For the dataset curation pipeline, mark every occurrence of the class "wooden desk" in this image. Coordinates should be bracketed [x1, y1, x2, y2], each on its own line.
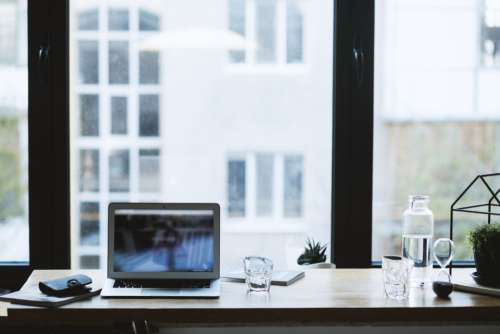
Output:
[5, 269, 500, 326]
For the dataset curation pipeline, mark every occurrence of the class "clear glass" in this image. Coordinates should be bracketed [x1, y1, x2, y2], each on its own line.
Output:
[244, 256, 273, 292]
[402, 195, 434, 287]
[70, 0, 332, 269]
[433, 238, 455, 284]
[382, 256, 414, 300]
[0, 0, 29, 262]
[373, 0, 500, 262]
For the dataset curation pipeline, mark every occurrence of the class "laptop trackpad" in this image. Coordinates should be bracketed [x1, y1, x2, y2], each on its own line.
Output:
[141, 288, 181, 296]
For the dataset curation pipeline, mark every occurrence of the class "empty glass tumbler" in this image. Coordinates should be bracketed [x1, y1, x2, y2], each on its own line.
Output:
[243, 256, 273, 292]
[382, 256, 414, 300]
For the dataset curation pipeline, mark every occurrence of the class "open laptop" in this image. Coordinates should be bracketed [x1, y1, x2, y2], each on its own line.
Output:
[101, 203, 220, 298]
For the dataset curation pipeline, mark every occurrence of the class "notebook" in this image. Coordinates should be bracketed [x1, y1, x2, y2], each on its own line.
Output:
[223, 270, 305, 286]
[0, 285, 101, 308]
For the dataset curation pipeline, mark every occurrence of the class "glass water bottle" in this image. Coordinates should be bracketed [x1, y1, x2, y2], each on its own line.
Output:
[402, 195, 434, 287]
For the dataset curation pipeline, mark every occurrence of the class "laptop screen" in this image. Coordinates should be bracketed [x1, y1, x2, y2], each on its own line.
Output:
[113, 209, 215, 273]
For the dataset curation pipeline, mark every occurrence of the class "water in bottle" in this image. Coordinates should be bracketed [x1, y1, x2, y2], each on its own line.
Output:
[402, 195, 434, 287]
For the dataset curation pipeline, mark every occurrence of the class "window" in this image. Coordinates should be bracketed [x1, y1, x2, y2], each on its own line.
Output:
[373, 0, 500, 261]
[111, 96, 127, 135]
[78, 41, 98, 84]
[80, 202, 99, 246]
[78, 8, 98, 31]
[108, 8, 129, 31]
[139, 51, 160, 84]
[228, 159, 246, 217]
[139, 94, 159, 136]
[79, 149, 99, 192]
[109, 41, 129, 84]
[109, 149, 130, 192]
[79, 94, 99, 136]
[227, 0, 305, 65]
[70, 0, 332, 271]
[139, 149, 160, 192]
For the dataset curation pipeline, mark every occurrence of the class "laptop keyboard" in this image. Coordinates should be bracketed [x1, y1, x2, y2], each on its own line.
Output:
[113, 279, 211, 289]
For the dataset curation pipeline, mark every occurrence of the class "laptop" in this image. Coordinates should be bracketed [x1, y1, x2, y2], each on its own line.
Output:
[101, 203, 220, 298]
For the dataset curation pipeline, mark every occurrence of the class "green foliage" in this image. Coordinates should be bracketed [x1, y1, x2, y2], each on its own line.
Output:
[467, 224, 500, 252]
[467, 224, 500, 277]
[297, 238, 327, 265]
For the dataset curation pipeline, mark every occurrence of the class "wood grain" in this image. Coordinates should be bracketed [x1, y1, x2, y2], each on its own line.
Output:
[5, 269, 500, 326]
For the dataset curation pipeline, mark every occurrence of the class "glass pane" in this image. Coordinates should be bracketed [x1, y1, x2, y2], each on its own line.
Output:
[139, 51, 160, 84]
[108, 8, 129, 31]
[109, 41, 129, 84]
[111, 96, 127, 134]
[79, 94, 99, 136]
[284, 155, 303, 217]
[139, 94, 159, 136]
[228, 159, 246, 217]
[139, 9, 160, 31]
[256, 154, 274, 216]
[78, 40, 98, 84]
[79, 149, 99, 192]
[286, 0, 303, 63]
[373, 0, 500, 261]
[109, 149, 130, 192]
[255, 0, 276, 63]
[78, 8, 98, 31]
[139, 149, 160, 192]
[228, 0, 246, 63]
[80, 202, 99, 246]
[70, 1, 333, 270]
[0, 0, 28, 262]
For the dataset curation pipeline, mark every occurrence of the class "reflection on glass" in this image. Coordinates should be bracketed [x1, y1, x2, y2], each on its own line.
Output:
[109, 149, 130, 192]
[228, 0, 246, 63]
[79, 94, 99, 136]
[80, 202, 99, 246]
[139, 149, 160, 192]
[111, 96, 127, 135]
[109, 41, 129, 84]
[228, 159, 246, 217]
[139, 9, 160, 31]
[79, 149, 99, 192]
[286, 0, 303, 63]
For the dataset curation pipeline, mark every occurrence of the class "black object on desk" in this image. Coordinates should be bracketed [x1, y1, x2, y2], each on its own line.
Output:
[39, 274, 93, 297]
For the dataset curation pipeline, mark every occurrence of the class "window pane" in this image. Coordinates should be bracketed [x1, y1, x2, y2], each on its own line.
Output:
[139, 149, 160, 192]
[256, 154, 274, 216]
[109, 41, 129, 84]
[109, 8, 129, 31]
[373, 0, 499, 261]
[109, 149, 129, 192]
[111, 96, 127, 134]
[0, 0, 28, 262]
[139, 94, 159, 136]
[228, 0, 246, 63]
[70, 1, 333, 270]
[79, 94, 99, 136]
[78, 8, 98, 31]
[228, 159, 246, 217]
[139, 51, 160, 84]
[78, 40, 98, 84]
[286, 0, 303, 63]
[139, 9, 160, 31]
[80, 202, 99, 246]
[284, 155, 303, 217]
[80, 255, 99, 269]
[255, 0, 276, 63]
[79, 149, 99, 192]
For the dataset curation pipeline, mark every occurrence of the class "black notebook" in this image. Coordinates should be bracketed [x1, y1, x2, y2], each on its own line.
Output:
[223, 270, 305, 286]
[0, 285, 101, 308]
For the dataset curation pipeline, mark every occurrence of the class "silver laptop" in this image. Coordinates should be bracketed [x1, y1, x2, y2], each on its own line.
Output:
[101, 203, 220, 298]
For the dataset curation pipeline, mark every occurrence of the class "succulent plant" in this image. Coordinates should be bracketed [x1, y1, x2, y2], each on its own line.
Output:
[467, 223, 500, 279]
[297, 238, 327, 265]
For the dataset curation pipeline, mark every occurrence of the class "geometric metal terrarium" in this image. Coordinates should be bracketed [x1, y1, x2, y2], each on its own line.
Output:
[450, 172, 500, 270]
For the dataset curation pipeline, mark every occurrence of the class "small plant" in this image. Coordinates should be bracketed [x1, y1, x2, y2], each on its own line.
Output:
[297, 238, 327, 265]
[468, 224, 500, 280]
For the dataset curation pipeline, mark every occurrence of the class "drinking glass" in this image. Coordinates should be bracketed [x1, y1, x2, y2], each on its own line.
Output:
[243, 256, 273, 292]
[382, 256, 414, 300]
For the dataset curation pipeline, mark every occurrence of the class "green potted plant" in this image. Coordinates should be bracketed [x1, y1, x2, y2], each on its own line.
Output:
[297, 238, 332, 268]
[467, 223, 500, 286]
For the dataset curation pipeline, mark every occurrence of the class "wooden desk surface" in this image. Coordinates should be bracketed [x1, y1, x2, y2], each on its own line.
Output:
[6, 269, 500, 326]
